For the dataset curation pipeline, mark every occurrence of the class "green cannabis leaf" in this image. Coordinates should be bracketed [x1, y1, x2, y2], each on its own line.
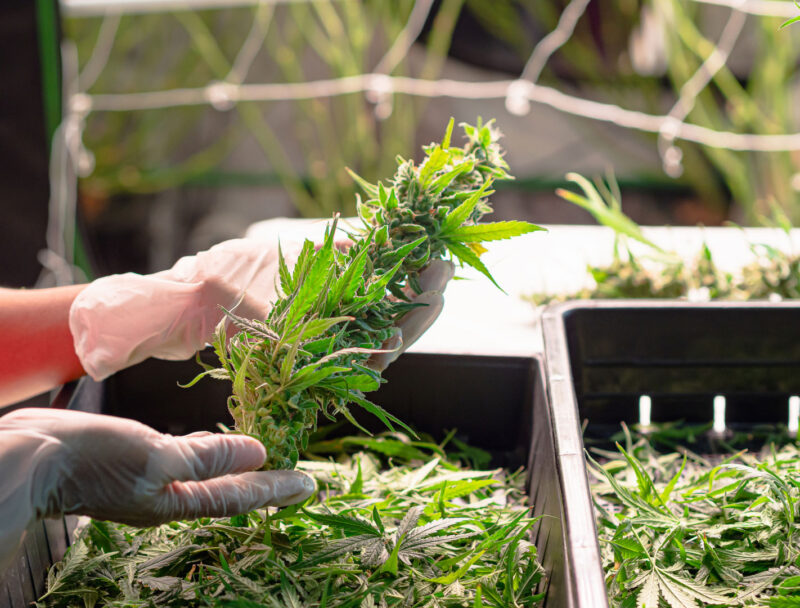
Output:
[298, 504, 478, 570]
[593, 425, 800, 607]
[195, 118, 542, 469]
[40, 433, 546, 607]
[556, 172, 664, 253]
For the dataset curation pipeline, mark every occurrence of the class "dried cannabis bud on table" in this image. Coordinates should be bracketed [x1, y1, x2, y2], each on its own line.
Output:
[194, 119, 541, 469]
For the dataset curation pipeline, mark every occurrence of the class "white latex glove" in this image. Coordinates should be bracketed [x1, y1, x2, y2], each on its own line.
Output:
[70, 238, 287, 381]
[368, 259, 455, 371]
[0, 408, 315, 572]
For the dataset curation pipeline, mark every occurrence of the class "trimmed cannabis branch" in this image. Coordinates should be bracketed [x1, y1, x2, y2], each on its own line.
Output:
[192, 119, 542, 470]
[38, 119, 547, 607]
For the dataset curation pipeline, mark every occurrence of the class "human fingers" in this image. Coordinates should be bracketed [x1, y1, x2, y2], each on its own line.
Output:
[334, 237, 354, 253]
[153, 433, 267, 483]
[138, 470, 315, 525]
[366, 290, 445, 372]
[401, 259, 455, 300]
[394, 291, 444, 350]
[416, 259, 455, 293]
[366, 331, 403, 372]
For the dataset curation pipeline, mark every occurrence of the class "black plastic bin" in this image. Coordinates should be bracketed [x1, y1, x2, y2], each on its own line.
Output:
[0, 385, 91, 608]
[540, 300, 800, 608]
[1, 350, 573, 607]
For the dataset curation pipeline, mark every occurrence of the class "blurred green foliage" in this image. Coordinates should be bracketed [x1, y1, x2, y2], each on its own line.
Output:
[66, 1, 463, 217]
[466, 0, 800, 224]
[66, 0, 800, 224]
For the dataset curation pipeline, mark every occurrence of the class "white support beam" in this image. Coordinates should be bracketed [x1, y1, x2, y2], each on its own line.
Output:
[60, 0, 346, 18]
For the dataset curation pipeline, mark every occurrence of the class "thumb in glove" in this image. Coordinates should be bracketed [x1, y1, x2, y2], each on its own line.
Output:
[368, 259, 455, 371]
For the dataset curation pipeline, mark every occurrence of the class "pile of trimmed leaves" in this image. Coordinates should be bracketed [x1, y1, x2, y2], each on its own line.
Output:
[591, 426, 800, 608]
[39, 433, 545, 607]
[193, 118, 541, 469]
[527, 173, 800, 305]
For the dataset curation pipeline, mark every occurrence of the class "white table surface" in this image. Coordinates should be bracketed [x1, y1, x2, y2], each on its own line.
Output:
[245, 218, 800, 358]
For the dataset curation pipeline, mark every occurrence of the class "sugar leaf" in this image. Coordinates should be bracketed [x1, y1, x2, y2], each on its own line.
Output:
[444, 221, 544, 243]
[637, 572, 660, 608]
[445, 240, 503, 292]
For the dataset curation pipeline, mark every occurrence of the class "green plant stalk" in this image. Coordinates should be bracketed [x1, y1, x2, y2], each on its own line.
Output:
[267, 6, 359, 218]
[334, 3, 379, 196]
[659, 0, 800, 222]
[751, 18, 799, 217]
[174, 11, 320, 218]
[71, 13, 235, 196]
[192, 119, 543, 470]
[120, 124, 241, 194]
[411, 0, 465, 123]
[782, 2, 800, 29]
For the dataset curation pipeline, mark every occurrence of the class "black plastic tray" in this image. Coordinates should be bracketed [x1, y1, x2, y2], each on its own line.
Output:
[0, 386, 88, 608]
[541, 300, 800, 608]
[2, 350, 573, 607]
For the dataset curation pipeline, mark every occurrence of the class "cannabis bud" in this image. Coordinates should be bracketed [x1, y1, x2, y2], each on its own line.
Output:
[193, 119, 542, 470]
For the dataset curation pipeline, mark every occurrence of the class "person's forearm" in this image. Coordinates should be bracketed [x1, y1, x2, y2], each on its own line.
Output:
[0, 285, 87, 406]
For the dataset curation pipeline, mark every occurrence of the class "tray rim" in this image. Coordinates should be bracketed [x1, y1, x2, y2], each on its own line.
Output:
[540, 299, 800, 608]
[543, 299, 800, 315]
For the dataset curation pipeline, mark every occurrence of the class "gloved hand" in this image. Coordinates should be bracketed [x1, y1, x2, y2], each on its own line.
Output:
[367, 259, 455, 371]
[0, 408, 315, 571]
[70, 238, 289, 381]
[246, 219, 455, 370]
[69, 216, 357, 382]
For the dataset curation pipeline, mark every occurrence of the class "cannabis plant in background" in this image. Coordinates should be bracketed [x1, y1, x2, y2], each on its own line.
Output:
[41, 433, 545, 607]
[592, 426, 800, 608]
[528, 172, 800, 305]
[65, 1, 464, 217]
[191, 119, 541, 470]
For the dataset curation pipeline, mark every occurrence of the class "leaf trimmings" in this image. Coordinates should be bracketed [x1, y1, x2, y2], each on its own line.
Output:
[42, 438, 545, 607]
[299, 507, 480, 570]
[594, 429, 800, 607]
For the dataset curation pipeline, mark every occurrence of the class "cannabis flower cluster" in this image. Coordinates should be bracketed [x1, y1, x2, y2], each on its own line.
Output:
[191, 119, 541, 469]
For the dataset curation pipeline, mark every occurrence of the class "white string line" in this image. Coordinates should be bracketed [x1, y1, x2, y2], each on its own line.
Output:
[50, 0, 798, 290]
[40, 41, 85, 287]
[692, 0, 799, 17]
[658, 2, 748, 173]
[78, 13, 121, 91]
[69, 73, 800, 152]
[667, 6, 747, 125]
[373, 0, 435, 76]
[63, 0, 800, 170]
[520, 0, 592, 84]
